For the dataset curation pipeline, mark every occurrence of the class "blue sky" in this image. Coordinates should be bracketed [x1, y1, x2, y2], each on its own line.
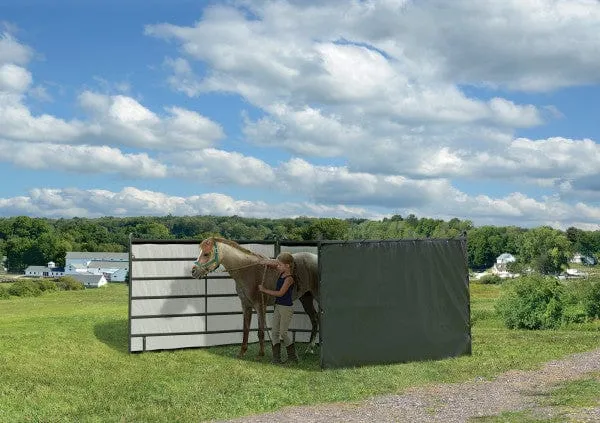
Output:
[1, 0, 600, 229]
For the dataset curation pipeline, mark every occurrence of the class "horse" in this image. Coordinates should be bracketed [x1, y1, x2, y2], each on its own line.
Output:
[191, 237, 320, 358]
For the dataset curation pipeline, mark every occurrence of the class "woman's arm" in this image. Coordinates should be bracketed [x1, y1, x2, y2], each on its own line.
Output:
[259, 276, 294, 297]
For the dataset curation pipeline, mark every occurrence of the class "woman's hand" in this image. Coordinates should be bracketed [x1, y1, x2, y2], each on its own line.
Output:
[258, 284, 265, 293]
[263, 259, 278, 268]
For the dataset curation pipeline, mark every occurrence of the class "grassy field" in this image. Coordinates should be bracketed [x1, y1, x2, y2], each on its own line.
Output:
[1, 284, 600, 422]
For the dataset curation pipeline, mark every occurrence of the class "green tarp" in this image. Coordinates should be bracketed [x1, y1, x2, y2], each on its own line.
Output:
[319, 239, 471, 369]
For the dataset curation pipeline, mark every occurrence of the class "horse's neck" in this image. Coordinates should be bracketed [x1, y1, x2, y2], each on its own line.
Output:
[219, 242, 260, 271]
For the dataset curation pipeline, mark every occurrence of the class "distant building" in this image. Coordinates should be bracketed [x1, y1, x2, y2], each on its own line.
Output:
[65, 252, 128, 269]
[86, 259, 129, 282]
[65, 252, 129, 282]
[23, 252, 129, 282]
[24, 261, 65, 278]
[570, 253, 596, 266]
[492, 253, 518, 278]
[71, 273, 108, 288]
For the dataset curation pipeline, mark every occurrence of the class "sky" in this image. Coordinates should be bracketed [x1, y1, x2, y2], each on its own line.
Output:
[1, 0, 600, 230]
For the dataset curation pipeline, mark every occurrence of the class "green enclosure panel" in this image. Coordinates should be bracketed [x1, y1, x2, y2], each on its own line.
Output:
[319, 239, 471, 369]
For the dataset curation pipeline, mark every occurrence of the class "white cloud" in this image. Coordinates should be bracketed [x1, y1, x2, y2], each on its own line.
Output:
[168, 148, 276, 186]
[276, 158, 461, 208]
[29, 85, 53, 102]
[0, 31, 33, 66]
[0, 63, 31, 92]
[0, 86, 224, 150]
[164, 57, 203, 97]
[0, 33, 225, 152]
[0, 101, 86, 143]
[79, 92, 225, 150]
[0, 187, 381, 219]
[146, 5, 544, 129]
[0, 140, 167, 178]
[243, 104, 366, 157]
[1, 185, 600, 229]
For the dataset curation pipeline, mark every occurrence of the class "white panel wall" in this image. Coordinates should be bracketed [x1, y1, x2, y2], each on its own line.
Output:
[131, 279, 205, 297]
[131, 298, 206, 316]
[132, 243, 200, 259]
[129, 241, 317, 353]
[281, 245, 319, 254]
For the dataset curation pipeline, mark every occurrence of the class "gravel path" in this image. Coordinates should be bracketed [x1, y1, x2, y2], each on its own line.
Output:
[219, 347, 600, 423]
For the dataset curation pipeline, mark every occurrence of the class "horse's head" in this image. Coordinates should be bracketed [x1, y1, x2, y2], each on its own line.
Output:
[191, 238, 221, 279]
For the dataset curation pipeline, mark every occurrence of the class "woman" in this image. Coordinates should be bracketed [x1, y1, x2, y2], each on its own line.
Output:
[259, 252, 299, 364]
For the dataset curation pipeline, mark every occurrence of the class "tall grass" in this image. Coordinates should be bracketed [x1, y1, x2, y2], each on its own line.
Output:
[0, 284, 599, 422]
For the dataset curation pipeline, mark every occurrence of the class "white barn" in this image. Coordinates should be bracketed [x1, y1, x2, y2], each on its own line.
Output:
[65, 252, 129, 282]
[71, 273, 108, 288]
[24, 261, 65, 278]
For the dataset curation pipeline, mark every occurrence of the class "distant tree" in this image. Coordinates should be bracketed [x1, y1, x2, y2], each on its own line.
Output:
[133, 222, 171, 239]
[301, 218, 350, 240]
[5, 237, 34, 272]
[518, 226, 571, 274]
[467, 226, 509, 269]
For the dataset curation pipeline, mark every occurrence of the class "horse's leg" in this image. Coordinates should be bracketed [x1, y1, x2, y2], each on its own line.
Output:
[254, 302, 266, 357]
[239, 305, 252, 358]
[300, 291, 319, 354]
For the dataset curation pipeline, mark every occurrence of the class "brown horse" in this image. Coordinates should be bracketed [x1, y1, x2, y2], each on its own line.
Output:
[191, 237, 320, 358]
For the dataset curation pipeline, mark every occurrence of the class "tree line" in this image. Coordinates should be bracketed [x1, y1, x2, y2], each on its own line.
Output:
[1, 215, 599, 274]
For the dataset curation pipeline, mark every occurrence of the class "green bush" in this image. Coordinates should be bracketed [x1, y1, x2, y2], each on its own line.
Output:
[8, 280, 42, 297]
[562, 277, 600, 320]
[55, 276, 84, 291]
[477, 274, 503, 285]
[581, 277, 600, 319]
[561, 303, 588, 325]
[0, 285, 9, 299]
[495, 275, 565, 329]
[37, 280, 58, 292]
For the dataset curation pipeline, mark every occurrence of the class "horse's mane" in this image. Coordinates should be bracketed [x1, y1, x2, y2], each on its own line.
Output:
[206, 237, 266, 259]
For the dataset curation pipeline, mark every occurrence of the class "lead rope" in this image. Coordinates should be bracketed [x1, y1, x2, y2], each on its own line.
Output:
[261, 264, 272, 344]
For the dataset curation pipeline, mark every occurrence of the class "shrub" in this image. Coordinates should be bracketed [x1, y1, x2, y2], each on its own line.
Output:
[0, 285, 9, 299]
[55, 276, 85, 291]
[478, 274, 503, 285]
[495, 275, 565, 329]
[8, 280, 42, 297]
[562, 277, 600, 320]
[562, 303, 588, 325]
[37, 279, 58, 292]
[581, 278, 600, 319]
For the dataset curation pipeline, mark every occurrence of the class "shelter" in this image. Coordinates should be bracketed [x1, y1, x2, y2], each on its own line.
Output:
[128, 237, 471, 369]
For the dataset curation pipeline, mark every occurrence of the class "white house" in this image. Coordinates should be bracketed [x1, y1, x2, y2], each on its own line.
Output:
[24, 261, 65, 278]
[71, 273, 108, 288]
[86, 259, 129, 282]
[492, 253, 518, 278]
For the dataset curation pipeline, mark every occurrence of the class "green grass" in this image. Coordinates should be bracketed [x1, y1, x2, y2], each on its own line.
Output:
[469, 373, 600, 423]
[541, 373, 600, 408]
[470, 411, 564, 423]
[1, 283, 600, 422]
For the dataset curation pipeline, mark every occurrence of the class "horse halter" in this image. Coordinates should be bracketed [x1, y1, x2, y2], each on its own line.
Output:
[194, 242, 220, 274]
